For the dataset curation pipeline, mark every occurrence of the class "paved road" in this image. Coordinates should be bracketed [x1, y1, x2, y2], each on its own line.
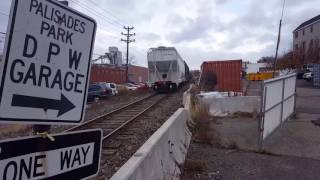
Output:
[183, 79, 320, 180]
[263, 80, 320, 160]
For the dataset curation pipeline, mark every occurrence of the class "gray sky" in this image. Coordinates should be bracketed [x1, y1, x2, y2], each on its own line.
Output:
[0, 0, 319, 69]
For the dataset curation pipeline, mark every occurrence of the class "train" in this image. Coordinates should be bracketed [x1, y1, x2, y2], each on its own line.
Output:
[147, 46, 190, 92]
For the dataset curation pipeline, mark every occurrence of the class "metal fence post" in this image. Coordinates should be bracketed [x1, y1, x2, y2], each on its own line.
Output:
[293, 77, 297, 117]
[259, 85, 267, 151]
[280, 78, 285, 126]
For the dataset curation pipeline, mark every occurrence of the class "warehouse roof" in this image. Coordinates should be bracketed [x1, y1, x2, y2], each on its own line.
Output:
[294, 14, 320, 32]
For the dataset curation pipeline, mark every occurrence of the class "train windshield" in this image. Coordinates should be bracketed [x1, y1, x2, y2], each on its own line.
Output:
[148, 60, 177, 72]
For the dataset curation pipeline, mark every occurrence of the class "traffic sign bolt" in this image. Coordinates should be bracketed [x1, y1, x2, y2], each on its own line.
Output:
[36, 132, 55, 141]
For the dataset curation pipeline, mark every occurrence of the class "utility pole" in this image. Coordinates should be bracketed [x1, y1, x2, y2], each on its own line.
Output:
[273, 0, 286, 77]
[121, 26, 135, 82]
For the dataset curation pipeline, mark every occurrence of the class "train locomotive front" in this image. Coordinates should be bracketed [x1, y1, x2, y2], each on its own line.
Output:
[147, 47, 190, 92]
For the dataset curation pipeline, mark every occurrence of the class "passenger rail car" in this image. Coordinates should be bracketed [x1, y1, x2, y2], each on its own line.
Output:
[147, 46, 190, 92]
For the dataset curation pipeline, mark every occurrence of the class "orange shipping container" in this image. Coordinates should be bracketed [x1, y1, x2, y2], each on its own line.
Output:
[201, 60, 242, 92]
[90, 65, 126, 84]
[128, 65, 148, 83]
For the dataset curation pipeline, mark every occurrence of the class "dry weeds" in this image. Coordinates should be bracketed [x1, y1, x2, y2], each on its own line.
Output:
[188, 85, 220, 145]
[183, 159, 207, 172]
[0, 124, 31, 140]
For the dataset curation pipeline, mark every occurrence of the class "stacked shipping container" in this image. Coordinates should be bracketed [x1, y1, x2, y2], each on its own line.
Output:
[90, 64, 149, 84]
[200, 60, 242, 92]
[128, 65, 148, 83]
[90, 65, 126, 84]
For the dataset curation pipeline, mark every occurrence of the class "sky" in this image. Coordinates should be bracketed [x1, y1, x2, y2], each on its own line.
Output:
[0, 0, 319, 69]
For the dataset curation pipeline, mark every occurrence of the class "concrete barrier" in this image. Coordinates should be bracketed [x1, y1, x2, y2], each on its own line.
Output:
[182, 85, 192, 110]
[198, 95, 260, 116]
[110, 108, 192, 180]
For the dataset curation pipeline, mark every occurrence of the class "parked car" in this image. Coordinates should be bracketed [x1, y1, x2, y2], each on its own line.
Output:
[136, 82, 149, 90]
[125, 83, 138, 90]
[145, 81, 153, 88]
[87, 83, 111, 102]
[303, 72, 313, 82]
[296, 69, 305, 79]
[105, 83, 118, 95]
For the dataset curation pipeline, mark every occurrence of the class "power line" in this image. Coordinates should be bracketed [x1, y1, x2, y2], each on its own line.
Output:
[68, 0, 119, 29]
[69, 0, 123, 30]
[68, 0, 122, 37]
[85, 0, 128, 26]
[121, 26, 135, 82]
[79, 0, 126, 26]
[93, 53, 104, 56]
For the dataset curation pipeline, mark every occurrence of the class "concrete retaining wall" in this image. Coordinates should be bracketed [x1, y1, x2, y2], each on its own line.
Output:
[199, 95, 260, 116]
[183, 85, 193, 110]
[110, 108, 192, 180]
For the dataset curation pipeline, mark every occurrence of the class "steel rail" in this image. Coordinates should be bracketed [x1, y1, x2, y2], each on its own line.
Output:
[65, 93, 157, 132]
[102, 94, 168, 140]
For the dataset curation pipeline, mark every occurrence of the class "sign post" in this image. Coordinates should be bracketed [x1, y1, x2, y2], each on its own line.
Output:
[0, 129, 102, 179]
[0, 0, 96, 125]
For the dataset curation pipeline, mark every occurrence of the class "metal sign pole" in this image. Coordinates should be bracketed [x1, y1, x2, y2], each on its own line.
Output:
[32, 0, 69, 136]
[30, 1, 69, 177]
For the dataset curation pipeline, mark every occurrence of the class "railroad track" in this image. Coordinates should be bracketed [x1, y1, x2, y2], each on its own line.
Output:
[64, 93, 169, 179]
[65, 93, 167, 139]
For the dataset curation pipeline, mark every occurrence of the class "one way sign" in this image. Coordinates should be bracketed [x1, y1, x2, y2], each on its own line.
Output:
[0, 129, 102, 180]
[0, 0, 96, 124]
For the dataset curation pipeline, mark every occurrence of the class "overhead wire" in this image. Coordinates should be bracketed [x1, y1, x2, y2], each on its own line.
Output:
[77, 0, 125, 27]
[69, 0, 123, 31]
[68, 0, 122, 40]
[67, 1, 134, 61]
[85, 0, 128, 26]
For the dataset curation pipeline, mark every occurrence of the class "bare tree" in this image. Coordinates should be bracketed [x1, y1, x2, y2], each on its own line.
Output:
[124, 53, 136, 65]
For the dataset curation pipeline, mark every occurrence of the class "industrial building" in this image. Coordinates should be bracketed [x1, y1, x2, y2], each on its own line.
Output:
[90, 46, 148, 84]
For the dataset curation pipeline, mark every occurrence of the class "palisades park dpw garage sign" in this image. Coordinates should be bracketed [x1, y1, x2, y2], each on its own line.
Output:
[0, 0, 96, 124]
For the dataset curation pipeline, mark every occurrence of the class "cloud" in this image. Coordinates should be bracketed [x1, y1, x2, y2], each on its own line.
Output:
[214, 0, 230, 5]
[0, 0, 319, 69]
[138, 33, 161, 42]
[167, 16, 212, 43]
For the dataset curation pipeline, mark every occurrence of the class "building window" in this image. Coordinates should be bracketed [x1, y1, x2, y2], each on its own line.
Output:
[295, 44, 298, 51]
[302, 41, 306, 49]
[311, 25, 313, 33]
[303, 29, 305, 35]
[295, 31, 298, 38]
